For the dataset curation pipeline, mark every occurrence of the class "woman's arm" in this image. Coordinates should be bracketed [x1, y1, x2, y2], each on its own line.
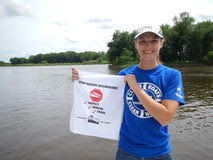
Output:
[125, 74, 179, 126]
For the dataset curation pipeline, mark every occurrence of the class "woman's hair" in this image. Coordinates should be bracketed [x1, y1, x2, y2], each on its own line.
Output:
[156, 54, 162, 64]
[157, 38, 164, 64]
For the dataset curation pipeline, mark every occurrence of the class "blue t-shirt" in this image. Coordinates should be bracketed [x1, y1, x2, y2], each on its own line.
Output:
[118, 64, 185, 158]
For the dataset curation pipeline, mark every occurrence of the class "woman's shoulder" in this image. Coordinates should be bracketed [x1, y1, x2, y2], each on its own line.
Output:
[160, 65, 182, 80]
[118, 65, 138, 76]
[161, 64, 181, 74]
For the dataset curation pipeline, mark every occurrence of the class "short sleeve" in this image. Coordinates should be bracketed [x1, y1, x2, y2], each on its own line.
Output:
[162, 70, 185, 105]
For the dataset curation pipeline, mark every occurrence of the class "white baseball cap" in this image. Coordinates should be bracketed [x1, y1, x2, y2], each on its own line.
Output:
[134, 25, 164, 39]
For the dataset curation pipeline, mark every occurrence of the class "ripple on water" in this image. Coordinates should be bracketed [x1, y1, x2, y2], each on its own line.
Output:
[173, 100, 213, 133]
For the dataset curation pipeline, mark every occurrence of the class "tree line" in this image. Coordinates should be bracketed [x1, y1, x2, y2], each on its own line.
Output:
[9, 51, 107, 65]
[107, 12, 213, 65]
[3, 11, 213, 66]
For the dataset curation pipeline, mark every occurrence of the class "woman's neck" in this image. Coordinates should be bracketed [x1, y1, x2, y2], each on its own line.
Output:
[138, 61, 158, 70]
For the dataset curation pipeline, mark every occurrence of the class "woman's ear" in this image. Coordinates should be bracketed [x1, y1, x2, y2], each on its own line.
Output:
[160, 39, 165, 48]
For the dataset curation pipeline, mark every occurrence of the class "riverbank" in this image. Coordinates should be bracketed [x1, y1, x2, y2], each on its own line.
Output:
[0, 61, 109, 67]
[0, 61, 212, 67]
[110, 62, 212, 69]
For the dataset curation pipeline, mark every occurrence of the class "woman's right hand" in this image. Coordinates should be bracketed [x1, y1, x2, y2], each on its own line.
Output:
[72, 68, 79, 81]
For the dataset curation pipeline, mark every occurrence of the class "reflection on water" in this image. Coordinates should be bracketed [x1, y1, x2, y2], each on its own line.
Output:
[168, 66, 213, 160]
[174, 66, 213, 127]
[0, 65, 212, 160]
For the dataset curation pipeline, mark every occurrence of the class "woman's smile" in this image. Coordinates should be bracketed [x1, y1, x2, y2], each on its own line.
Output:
[143, 51, 154, 54]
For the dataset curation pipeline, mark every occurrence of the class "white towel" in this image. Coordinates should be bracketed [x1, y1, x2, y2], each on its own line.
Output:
[70, 71, 125, 140]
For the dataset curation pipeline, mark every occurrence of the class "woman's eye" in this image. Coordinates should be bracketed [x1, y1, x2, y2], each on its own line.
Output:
[152, 40, 158, 43]
[139, 41, 146, 44]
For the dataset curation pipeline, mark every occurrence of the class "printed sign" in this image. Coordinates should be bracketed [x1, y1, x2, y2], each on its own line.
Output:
[70, 71, 125, 140]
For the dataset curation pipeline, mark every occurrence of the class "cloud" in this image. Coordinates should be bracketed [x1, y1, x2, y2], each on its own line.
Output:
[86, 18, 112, 24]
[64, 37, 77, 44]
[197, 14, 213, 21]
[52, 21, 70, 27]
[0, 0, 33, 17]
[85, 18, 114, 29]
[0, 48, 22, 62]
[97, 23, 113, 29]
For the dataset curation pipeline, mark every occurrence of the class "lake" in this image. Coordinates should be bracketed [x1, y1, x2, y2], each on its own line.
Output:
[0, 64, 212, 160]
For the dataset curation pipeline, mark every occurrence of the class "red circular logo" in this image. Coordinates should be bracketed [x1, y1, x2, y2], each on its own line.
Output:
[90, 89, 103, 102]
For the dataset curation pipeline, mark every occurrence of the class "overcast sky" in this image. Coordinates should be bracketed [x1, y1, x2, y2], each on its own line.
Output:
[0, 0, 212, 62]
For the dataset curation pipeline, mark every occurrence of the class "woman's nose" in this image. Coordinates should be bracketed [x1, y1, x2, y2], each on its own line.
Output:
[145, 42, 152, 49]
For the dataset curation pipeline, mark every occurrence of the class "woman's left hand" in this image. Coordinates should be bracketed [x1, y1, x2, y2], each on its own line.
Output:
[124, 74, 140, 91]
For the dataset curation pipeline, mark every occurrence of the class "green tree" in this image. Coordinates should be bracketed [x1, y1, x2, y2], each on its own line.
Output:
[160, 12, 213, 64]
[203, 51, 213, 65]
[0, 61, 6, 66]
[189, 21, 213, 62]
[28, 54, 44, 63]
[113, 48, 135, 65]
[10, 57, 17, 64]
[160, 24, 177, 62]
[10, 57, 27, 64]
[107, 30, 137, 65]
[172, 12, 195, 62]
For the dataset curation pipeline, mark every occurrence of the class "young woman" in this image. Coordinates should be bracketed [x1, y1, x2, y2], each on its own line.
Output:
[72, 25, 185, 160]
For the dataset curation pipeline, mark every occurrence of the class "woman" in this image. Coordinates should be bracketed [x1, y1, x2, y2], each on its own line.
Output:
[72, 25, 185, 160]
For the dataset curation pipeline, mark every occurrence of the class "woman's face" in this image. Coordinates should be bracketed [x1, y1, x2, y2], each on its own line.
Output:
[135, 32, 164, 63]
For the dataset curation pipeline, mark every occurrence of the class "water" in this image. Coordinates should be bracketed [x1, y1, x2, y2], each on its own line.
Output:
[0, 64, 212, 160]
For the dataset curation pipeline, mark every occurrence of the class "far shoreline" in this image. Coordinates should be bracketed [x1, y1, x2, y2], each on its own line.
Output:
[0, 62, 212, 67]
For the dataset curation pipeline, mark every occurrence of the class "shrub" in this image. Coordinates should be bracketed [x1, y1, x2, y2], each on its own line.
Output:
[203, 51, 213, 65]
